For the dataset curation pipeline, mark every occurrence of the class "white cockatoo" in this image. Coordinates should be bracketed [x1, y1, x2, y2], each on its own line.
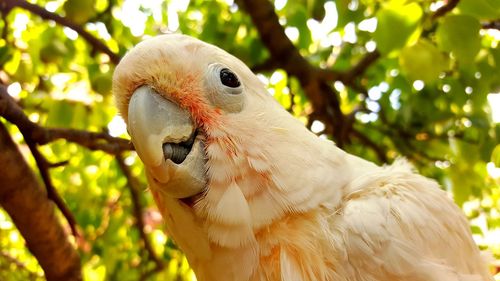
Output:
[113, 34, 493, 281]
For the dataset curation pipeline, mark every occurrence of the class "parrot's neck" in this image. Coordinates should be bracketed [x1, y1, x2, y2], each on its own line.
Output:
[182, 120, 379, 280]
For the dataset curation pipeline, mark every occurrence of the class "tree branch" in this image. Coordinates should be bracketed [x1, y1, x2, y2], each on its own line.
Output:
[116, 155, 165, 279]
[0, 83, 132, 246]
[0, 9, 9, 41]
[431, 0, 460, 20]
[351, 128, 388, 163]
[239, 0, 350, 145]
[0, 85, 82, 238]
[286, 80, 295, 113]
[0, 122, 82, 281]
[238, 0, 316, 80]
[0, 85, 133, 154]
[377, 110, 448, 163]
[2, 0, 120, 64]
[238, 0, 385, 148]
[250, 58, 281, 73]
[24, 139, 79, 237]
[0, 250, 44, 280]
[482, 20, 500, 30]
[330, 51, 381, 85]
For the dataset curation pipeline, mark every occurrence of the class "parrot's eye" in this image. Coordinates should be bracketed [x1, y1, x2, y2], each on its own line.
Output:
[205, 63, 244, 112]
[220, 68, 240, 88]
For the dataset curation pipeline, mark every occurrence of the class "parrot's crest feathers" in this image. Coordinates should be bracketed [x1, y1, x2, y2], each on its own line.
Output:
[113, 34, 493, 281]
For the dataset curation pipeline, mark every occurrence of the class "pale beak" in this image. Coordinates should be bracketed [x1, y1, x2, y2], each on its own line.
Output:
[127, 86, 206, 198]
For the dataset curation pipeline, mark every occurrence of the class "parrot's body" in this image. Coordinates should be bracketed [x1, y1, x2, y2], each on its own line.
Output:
[113, 34, 492, 281]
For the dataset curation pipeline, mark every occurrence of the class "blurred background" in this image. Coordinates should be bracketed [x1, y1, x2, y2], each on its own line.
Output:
[0, 0, 499, 280]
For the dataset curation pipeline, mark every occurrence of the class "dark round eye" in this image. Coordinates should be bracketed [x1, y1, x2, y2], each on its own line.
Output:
[220, 68, 241, 88]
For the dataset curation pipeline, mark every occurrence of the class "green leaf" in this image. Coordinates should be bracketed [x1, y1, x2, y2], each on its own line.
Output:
[45, 100, 76, 128]
[399, 39, 449, 83]
[12, 57, 35, 83]
[336, 0, 365, 27]
[0, 46, 12, 66]
[63, 0, 96, 24]
[91, 72, 113, 97]
[457, 0, 500, 21]
[373, 2, 423, 55]
[288, 7, 312, 49]
[436, 15, 481, 65]
[492, 144, 500, 167]
[308, 0, 326, 21]
[471, 225, 483, 235]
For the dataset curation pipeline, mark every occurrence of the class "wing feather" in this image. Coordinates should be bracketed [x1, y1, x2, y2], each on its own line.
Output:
[334, 162, 492, 281]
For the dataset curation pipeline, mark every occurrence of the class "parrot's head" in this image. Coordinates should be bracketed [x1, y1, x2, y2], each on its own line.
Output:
[113, 34, 343, 254]
[114, 34, 274, 199]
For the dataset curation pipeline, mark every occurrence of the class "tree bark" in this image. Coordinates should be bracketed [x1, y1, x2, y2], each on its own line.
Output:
[0, 122, 82, 281]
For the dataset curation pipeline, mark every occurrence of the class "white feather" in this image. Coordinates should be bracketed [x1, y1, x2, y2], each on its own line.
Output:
[211, 181, 251, 225]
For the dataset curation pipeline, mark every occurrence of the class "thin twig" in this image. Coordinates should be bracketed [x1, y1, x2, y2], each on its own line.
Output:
[139, 266, 165, 281]
[376, 110, 449, 163]
[0, 250, 44, 279]
[482, 20, 500, 30]
[286, 80, 295, 113]
[317, 51, 381, 85]
[351, 128, 388, 163]
[1, 10, 9, 41]
[24, 139, 79, 237]
[116, 154, 164, 274]
[251, 58, 280, 73]
[2, 0, 120, 64]
[0, 85, 133, 154]
[432, 0, 460, 20]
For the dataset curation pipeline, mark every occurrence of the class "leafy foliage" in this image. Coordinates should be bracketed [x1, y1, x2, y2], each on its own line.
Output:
[0, 0, 499, 280]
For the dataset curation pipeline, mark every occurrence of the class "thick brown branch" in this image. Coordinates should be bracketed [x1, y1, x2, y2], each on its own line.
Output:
[116, 155, 164, 273]
[0, 85, 133, 154]
[240, 0, 351, 144]
[239, 0, 385, 148]
[2, 0, 120, 64]
[0, 122, 82, 281]
[432, 0, 460, 20]
[238, 0, 314, 79]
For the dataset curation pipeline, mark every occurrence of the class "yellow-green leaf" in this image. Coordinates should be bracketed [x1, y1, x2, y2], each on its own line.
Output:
[373, 2, 423, 55]
[436, 15, 481, 65]
[399, 39, 449, 83]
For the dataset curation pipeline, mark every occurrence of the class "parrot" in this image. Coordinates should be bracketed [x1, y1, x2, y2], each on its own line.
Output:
[112, 34, 493, 281]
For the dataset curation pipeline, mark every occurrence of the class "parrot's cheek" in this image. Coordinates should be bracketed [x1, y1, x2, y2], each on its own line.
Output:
[127, 85, 207, 198]
[148, 135, 207, 198]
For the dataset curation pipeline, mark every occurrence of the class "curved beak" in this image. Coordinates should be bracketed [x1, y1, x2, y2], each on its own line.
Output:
[127, 86, 206, 198]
